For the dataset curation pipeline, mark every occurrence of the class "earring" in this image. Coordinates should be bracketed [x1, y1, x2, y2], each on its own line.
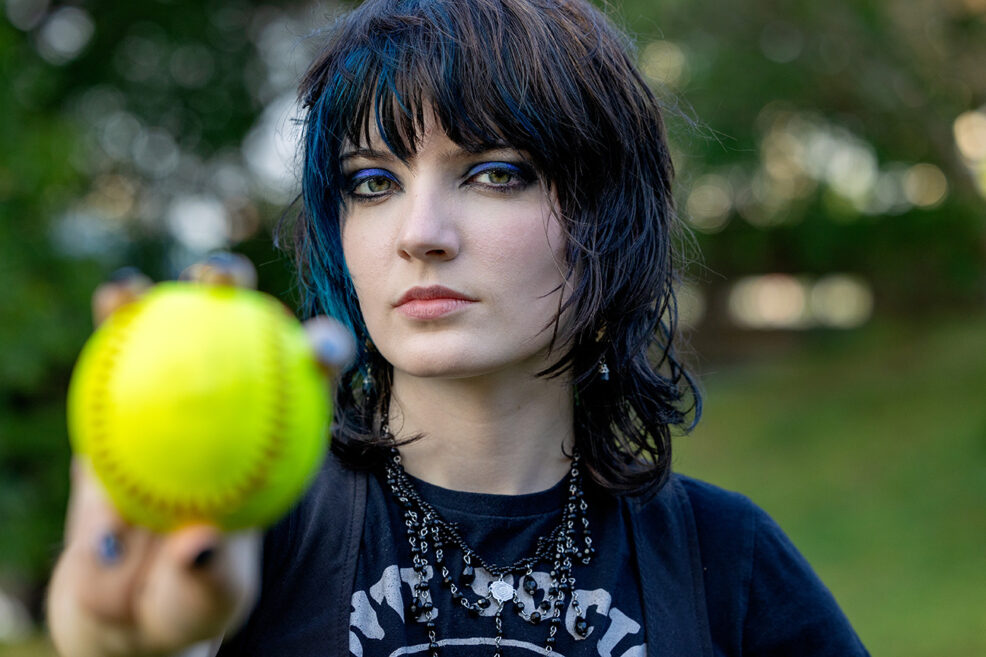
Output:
[362, 339, 376, 393]
[598, 359, 610, 382]
[595, 326, 610, 382]
[362, 366, 375, 393]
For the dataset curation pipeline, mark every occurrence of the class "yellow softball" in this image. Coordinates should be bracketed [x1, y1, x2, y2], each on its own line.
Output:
[67, 282, 330, 532]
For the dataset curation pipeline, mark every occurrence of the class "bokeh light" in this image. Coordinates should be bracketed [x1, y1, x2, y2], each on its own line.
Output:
[728, 274, 873, 330]
[5, 0, 48, 31]
[640, 40, 687, 87]
[685, 174, 733, 233]
[35, 6, 93, 65]
[903, 163, 948, 208]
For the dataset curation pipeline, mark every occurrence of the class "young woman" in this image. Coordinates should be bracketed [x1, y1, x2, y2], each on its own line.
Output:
[48, 1, 869, 655]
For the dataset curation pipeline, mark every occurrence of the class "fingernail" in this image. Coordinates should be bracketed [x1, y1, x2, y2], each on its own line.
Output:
[191, 546, 217, 569]
[96, 532, 124, 565]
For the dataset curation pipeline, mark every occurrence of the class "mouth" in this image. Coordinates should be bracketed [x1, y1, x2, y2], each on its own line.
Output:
[394, 285, 478, 320]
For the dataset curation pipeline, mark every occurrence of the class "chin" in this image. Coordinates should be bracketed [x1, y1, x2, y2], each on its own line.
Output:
[390, 356, 494, 380]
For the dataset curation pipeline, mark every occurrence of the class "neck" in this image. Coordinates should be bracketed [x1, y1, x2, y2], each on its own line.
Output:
[388, 368, 574, 495]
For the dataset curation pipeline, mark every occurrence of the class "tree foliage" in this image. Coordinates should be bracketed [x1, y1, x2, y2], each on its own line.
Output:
[1, 0, 984, 617]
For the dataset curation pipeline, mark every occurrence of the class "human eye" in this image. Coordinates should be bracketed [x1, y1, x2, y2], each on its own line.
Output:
[464, 161, 537, 192]
[345, 168, 400, 201]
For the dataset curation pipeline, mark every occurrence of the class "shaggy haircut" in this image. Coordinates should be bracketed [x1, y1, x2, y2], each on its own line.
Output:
[288, 0, 701, 492]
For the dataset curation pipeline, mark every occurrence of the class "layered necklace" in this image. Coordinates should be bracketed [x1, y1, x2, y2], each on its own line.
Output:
[383, 447, 595, 656]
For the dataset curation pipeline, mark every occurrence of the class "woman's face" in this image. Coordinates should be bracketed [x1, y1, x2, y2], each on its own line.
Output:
[339, 113, 569, 381]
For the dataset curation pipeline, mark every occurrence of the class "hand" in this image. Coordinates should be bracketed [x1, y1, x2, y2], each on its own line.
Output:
[47, 459, 261, 657]
[48, 257, 352, 657]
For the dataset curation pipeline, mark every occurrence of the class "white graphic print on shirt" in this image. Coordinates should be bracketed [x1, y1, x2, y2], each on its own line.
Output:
[350, 564, 646, 657]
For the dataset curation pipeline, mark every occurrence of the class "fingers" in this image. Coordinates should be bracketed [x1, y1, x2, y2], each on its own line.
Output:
[180, 252, 257, 289]
[63, 460, 152, 623]
[91, 268, 152, 327]
[137, 527, 261, 653]
[304, 316, 356, 375]
[57, 461, 261, 654]
[92, 252, 259, 329]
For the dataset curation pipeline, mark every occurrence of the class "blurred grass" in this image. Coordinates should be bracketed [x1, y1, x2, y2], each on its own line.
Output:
[3, 315, 985, 656]
[0, 637, 54, 657]
[676, 314, 986, 656]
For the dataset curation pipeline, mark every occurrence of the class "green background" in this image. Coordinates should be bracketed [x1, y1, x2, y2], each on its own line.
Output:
[1, 0, 984, 654]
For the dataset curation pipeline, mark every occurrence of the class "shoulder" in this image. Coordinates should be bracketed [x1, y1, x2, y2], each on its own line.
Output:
[627, 472, 763, 554]
[637, 474, 869, 656]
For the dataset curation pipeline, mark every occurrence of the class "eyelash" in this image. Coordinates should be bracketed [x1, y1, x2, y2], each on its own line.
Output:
[343, 161, 537, 202]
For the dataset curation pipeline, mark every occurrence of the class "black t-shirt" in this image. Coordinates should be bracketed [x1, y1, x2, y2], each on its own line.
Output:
[349, 469, 647, 656]
[216, 453, 870, 657]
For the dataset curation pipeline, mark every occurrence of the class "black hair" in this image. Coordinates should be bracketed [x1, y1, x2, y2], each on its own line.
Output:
[285, 0, 701, 492]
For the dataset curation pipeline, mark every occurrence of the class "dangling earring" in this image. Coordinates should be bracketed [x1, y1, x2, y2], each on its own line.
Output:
[595, 327, 610, 382]
[598, 358, 610, 382]
[362, 339, 376, 394]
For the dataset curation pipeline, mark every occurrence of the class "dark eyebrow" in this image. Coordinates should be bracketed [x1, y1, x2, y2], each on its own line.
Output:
[339, 147, 397, 163]
[340, 142, 524, 166]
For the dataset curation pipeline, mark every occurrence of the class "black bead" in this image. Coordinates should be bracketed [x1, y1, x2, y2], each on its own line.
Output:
[425, 620, 436, 629]
[523, 576, 538, 594]
[515, 601, 525, 611]
[539, 601, 551, 612]
[477, 597, 491, 609]
[530, 611, 542, 624]
[461, 564, 475, 585]
[548, 586, 559, 597]
[545, 635, 556, 646]
[422, 601, 434, 612]
[575, 616, 590, 637]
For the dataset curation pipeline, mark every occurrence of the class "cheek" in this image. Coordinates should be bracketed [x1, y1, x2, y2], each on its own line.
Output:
[481, 212, 569, 315]
[340, 223, 385, 318]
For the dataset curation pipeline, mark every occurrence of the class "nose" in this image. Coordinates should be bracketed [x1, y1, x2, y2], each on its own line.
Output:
[395, 180, 459, 262]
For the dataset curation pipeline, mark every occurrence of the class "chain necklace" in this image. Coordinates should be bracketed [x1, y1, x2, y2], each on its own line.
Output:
[383, 448, 595, 656]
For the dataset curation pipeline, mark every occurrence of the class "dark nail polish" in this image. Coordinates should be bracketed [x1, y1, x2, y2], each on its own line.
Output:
[191, 547, 217, 569]
[97, 532, 123, 565]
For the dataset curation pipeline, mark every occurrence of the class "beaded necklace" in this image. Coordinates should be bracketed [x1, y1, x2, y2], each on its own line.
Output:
[383, 448, 596, 656]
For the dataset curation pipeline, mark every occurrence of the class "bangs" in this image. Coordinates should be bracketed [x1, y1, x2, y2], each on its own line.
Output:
[304, 0, 615, 180]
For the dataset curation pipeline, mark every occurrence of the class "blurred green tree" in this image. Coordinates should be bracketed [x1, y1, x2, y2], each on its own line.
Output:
[0, 0, 312, 616]
[621, 0, 986, 313]
[1, 0, 985, 627]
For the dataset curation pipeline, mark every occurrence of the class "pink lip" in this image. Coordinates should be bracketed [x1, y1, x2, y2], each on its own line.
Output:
[394, 285, 477, 320]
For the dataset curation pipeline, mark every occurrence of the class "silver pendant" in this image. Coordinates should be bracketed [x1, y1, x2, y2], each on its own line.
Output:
[489, 580, 514, 603]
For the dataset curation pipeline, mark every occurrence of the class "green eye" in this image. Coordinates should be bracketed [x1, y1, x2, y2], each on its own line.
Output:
[365, 177, 393, 193]
[347, 168, 399, 198]
[485, 169, 513, 184]
[466, 161, 536, 191]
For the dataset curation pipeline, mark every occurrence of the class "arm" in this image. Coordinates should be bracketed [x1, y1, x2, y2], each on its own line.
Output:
[741, 507, 869, 657]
